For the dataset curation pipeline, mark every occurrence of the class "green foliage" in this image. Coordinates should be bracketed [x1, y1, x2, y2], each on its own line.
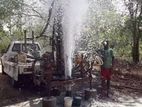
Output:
[0, 36, 10, 53]
[0, 0, 24, 53]
[0, 0, 21, 20]
[11, 29, 23, 40]
[0, 0, 141, 62]
[0, 29, 10, 53]
[76, 0, 134, 60]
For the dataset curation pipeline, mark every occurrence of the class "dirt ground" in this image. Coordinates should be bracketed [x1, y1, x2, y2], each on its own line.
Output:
[0, 59, 142, 107]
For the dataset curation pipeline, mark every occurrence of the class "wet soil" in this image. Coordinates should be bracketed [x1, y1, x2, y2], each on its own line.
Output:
[0, 59, 142, 107]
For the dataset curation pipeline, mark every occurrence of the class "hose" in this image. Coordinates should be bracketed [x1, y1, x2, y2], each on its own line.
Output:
[93, 55, 103, 72]
[94, 55, 103, 65]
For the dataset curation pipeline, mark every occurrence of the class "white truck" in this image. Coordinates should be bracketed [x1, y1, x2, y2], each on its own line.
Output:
[1, 41, 41, 87]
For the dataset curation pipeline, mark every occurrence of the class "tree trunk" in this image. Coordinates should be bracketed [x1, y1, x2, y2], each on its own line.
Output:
[132, 37, 139, 63]
[127, 1, 141, 64]
[132, 21, 139, 64]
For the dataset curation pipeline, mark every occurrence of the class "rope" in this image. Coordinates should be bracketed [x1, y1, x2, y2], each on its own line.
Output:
[94, 55, 103, 66]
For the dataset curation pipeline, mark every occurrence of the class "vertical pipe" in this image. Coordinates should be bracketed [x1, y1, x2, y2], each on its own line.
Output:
[24, 30, 27, 53]
[32, 31, 34, 44]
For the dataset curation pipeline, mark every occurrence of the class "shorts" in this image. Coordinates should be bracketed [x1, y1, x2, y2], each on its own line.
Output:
[101, 68, 111, 80]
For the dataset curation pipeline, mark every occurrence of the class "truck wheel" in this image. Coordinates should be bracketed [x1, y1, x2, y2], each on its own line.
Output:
[0, 59, 5, 75]
[1, 64, 6, 75]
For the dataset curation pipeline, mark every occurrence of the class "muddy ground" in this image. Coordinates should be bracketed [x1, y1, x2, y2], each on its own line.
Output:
[0, 59, 142, 107]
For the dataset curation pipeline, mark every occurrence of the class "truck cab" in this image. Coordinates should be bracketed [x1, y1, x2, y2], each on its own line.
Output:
[1, 41, 42, 86]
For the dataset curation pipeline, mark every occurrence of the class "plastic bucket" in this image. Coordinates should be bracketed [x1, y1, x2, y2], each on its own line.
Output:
[64, 97, 73, 107]
[72, 96, 82, 106]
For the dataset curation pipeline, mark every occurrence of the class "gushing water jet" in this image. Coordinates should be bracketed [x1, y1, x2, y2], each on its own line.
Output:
[61, 0, 89, 79]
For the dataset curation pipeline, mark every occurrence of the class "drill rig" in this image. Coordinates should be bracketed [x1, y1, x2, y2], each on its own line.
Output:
[32, 2, 66, 90]
[32, 0, 103, 97]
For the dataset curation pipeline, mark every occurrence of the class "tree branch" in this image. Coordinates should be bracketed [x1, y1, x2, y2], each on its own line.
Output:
[21, 12, 45, 19]
[18, 1, 45, 20]
[36, 0, 56, 38]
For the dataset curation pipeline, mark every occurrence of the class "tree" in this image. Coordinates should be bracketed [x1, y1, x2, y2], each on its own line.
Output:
[77, 0, 124, 53]
[0, 0, 23, 52]
[124, 0, 142, 63]
[0, 0, 21, 20]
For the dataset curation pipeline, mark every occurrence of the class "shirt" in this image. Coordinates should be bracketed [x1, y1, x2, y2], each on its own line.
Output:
[102, 48, 113, 69]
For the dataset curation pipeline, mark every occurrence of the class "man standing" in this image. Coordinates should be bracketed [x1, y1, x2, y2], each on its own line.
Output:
[101, 40, 114, 97]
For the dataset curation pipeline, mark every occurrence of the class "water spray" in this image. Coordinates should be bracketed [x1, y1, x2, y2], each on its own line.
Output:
[62, 0, 89, 79]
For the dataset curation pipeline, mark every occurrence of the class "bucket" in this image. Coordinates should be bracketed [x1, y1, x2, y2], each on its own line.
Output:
[72, 96, 82, 106]
[42, 97, 56, 107]
[84, 89, 97, 100]
[64, 97, 73, 107]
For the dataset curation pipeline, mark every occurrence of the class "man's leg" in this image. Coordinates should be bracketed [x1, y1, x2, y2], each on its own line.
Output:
[106, 80, 110, 97]
[106, 68, 112, 97]
[101, 79, 106, 97]
[101, 68, 106, 97]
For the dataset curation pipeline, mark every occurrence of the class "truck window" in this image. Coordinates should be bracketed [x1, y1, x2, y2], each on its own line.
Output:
[22, 43, 40, 52]
[12, 43, 21, 52]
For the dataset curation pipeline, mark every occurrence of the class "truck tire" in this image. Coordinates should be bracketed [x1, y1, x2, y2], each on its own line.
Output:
[1, 62, 6, 75]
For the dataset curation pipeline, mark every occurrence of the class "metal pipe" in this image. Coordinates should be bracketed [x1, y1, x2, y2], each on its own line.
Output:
[32, 31, 34, 44]
[24, 30, 27, 53]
